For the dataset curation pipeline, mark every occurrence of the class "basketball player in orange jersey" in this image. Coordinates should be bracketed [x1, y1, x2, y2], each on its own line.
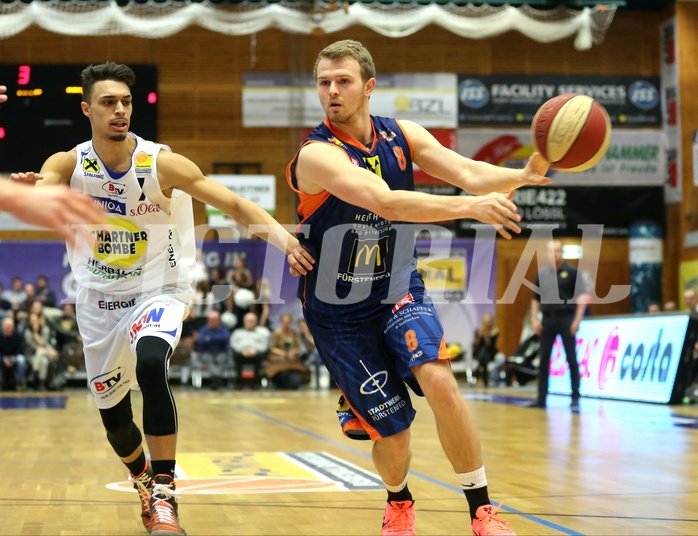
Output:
[11, 62, 314, 536]
[0, 85, 106, 241]
[287, 40, 549, 536]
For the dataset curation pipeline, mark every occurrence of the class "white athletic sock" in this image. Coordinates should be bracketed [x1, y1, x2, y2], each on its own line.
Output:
[384, 474, 409, 493]
[456, 466, 487, 490]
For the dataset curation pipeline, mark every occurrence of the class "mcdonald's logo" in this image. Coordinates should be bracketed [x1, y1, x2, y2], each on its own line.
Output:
[347, 237, 389, 276]
[355, 244, 382, 268]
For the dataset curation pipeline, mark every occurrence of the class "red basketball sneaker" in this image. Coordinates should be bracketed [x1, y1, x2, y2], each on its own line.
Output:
[381, 500, 415, 535]
[149, 474, 185, 536]
[129, 462, 154, 532]
[472, 504, 516, 536]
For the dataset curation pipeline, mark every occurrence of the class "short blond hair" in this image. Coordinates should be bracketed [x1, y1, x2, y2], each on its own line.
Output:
[313, 39, 376, 83]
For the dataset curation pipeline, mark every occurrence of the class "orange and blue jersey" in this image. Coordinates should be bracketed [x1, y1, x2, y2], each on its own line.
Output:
[286, 115, 452, 441]
[286, 115, 420, 320]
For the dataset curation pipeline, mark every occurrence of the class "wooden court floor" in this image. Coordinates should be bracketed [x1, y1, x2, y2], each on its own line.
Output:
[1, 384, 697, 535]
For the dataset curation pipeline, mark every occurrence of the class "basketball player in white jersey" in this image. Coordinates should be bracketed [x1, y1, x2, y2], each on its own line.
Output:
[10, 62, 314, 536]
[0, 84, 105, 242]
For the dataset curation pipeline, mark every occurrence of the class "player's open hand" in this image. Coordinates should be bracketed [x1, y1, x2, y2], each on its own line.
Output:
[521, 152, 551, 186]
[288, 245, 315, 277]
[10, 183, 106, 247]
[9, 171, 44, 186]
[469, 189, 521, 240]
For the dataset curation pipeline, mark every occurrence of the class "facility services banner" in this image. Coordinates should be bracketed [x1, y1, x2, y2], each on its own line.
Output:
[457, 74, 661, 127]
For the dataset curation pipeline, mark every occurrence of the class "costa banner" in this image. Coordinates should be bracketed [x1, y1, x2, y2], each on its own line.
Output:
[548, 313, 695, 403]
[457, 74, 661, 127]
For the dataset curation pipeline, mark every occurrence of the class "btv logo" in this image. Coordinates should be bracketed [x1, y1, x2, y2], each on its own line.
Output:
[102, 181, 128, 196]
[91, 366, 126, 394]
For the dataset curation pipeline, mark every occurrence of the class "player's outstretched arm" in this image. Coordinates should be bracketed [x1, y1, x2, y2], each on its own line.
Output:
[10, 151, 76, 187]
[296, 142, 522, 238]
[0, 180, 105, 247]
[158, 151, 315, 275]
[399, 120, 550, 195]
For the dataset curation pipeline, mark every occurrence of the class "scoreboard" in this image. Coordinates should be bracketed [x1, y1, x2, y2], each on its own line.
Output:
[0, 64, 158, 172]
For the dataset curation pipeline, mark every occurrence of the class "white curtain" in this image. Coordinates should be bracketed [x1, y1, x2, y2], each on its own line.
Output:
[0, 1, 617, 51]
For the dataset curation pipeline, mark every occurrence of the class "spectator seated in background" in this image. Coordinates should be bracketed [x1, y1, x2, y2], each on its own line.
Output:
[472, 314, 499, 387]
[647, 302, 661, 314]
[1, 277, 27, 314]
[0, 284, 13, 319]
[23, 311, 59, 390]
[503, 333, 541, 387]
[683, 288, 698, 313]
[230, 312, 270, 389]
[17, 283, 37, 322]
[250, 278, 271, 330]
[195, 310, 232, 390]
[0, 316, 26, 391]
[227, 256, 255, 291]
[35, 275, 57, 309]
[297, 317, 334, 389]
[664, 301, 678, 312]
[208, 266, 232, 314]
[266, 313, 309, 390]
[52, 303, 84, 376]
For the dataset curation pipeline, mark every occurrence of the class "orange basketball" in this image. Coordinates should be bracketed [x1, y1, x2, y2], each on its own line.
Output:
[531, 93, 612, 172]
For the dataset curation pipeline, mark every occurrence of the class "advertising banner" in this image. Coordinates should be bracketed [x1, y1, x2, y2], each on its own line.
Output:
[548, 313, 692, 403]
[661, 18, 682, 204]
[243, 72, 458, 128]
[456, 129, 664, 186]
[206, 175, 277, 226]
[0, 238, 492, 357]
[457, 74, 661, 127]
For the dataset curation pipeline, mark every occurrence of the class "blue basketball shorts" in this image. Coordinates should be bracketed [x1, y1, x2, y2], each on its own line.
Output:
[304, 294, 451, 441]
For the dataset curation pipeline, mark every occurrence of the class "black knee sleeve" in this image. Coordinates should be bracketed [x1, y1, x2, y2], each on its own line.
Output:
[135, 336, 178, 437]
[99, 393, 143, 458]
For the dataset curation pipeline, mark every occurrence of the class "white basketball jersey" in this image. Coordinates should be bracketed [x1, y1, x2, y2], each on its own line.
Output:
[67, 132, 196, 300]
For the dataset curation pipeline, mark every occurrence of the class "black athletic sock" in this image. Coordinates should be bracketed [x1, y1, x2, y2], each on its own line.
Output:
[151, 460, 176, 480]
[464, 486, 490, 520]
[387, 485, 413, 503]
[125, 451, 148, 477]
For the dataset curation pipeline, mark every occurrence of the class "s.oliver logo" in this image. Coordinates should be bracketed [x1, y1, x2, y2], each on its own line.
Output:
[129, 202, 161, 217]
[91, 366, 126, 394]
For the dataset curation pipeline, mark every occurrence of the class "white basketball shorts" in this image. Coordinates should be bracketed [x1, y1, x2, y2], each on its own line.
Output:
[75, 286, 189, 409]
